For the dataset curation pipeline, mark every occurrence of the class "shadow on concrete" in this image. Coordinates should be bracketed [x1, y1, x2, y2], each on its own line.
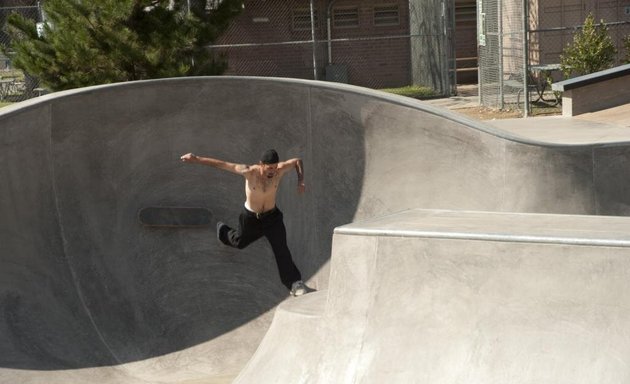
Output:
[2, 77, 630, 382]
[0, 78, 366, 374]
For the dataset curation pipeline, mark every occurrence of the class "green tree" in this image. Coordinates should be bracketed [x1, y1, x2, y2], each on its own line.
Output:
[560, 13, 616, 77]
[624, 35, 630, 64]
[4, 0, 242, 91]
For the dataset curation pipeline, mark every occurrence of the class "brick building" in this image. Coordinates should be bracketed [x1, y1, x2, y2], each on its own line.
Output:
[454, 0, 478, 83]
[213, 0, 479, 89]
[213, 0, 414, 88]
[1, 0, 480, 90]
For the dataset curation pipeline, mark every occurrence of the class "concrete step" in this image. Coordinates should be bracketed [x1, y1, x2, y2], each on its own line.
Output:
[237, 209, 630, 384]
[323, 209, 630, 384]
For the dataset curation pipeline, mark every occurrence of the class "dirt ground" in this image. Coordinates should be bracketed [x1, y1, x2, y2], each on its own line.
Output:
[451, 84, 562, 120]
[454, 106, 523, 120]
[456, 105, 562, 120]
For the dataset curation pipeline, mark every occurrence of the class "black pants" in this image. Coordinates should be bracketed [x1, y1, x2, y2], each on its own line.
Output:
[218, 206, 302, 290]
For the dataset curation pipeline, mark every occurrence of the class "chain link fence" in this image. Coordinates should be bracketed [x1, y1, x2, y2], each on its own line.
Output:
[0, 0, 455, 99]
[478, 0, 630, 114]
[478, 0, 526, 110]
[210, 0, 455, 95]
[0, 2, 43, 101]
[2, 1, 629, 107]
[529, 2, 630, 67]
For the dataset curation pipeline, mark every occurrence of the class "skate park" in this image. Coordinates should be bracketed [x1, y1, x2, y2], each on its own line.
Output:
[2, 76, 630, 383]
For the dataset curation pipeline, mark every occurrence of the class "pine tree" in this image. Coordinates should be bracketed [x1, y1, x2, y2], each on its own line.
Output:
[560, 13, 617, 77]
[4, 0, 242, 91]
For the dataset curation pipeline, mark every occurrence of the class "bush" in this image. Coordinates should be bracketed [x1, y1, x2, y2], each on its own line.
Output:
[560, 13, 616, 77]
[624, 35, 630, 64]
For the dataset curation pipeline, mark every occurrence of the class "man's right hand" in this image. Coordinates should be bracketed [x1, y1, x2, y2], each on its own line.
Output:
[180, 153, 197, 163]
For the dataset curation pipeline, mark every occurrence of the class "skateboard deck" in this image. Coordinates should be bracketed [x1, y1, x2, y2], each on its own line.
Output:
[138, 207, 212, 227]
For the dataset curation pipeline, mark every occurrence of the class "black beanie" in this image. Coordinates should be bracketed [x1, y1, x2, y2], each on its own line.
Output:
[260, 149, 279, 164]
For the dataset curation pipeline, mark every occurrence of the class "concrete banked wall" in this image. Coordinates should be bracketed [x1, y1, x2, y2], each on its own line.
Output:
[236, 210, 630, 384]
[1, 77, 630, 383]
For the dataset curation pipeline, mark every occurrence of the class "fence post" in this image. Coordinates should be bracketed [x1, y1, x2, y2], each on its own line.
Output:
[522, 0, 529, 117]
[310, 0, 317, 80]
[498, 0, 504, 109]
[442, 0, 456, 96]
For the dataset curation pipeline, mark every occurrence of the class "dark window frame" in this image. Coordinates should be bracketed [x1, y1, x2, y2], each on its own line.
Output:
[292, 8, 319, 31]
[374, 4, 400, 26]
[333, 6, 360, 29]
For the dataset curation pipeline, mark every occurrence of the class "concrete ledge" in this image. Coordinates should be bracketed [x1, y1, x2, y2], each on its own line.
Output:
[235, 209, 630, 384]
[552, 64, 630, 116]
[320, 209, 630, 383]
[336, 209, 630, 247]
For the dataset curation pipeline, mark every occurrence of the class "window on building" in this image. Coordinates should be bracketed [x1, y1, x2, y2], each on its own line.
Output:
[333, 7, 359, 28]
[374, 5, 399, 26]
[293, 8, 319, 31]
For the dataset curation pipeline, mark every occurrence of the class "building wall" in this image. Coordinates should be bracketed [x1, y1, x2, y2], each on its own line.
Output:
[213, 0, 325, 80]
[455, 26, 478, 60]
[214, 0, 411, 89]
[454, 0, 478, 83]
[326, 0, 411, 88]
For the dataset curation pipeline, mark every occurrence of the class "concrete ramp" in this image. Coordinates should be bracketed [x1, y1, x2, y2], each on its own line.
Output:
[236, 209, 630, 384]
[2, 77, 630, 383]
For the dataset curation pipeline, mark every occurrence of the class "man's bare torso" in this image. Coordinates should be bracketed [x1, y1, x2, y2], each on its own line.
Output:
[244, 165, 283, 213]
[179, 153, 303, 212]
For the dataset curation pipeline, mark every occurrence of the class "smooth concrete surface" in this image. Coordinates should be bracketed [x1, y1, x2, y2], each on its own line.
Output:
[2, 77, 630, 383]
[576, 103, 630, 127]
[486, 109, 630, 145]
[233, 291, 326, 383]
[237, 209, 630, 383]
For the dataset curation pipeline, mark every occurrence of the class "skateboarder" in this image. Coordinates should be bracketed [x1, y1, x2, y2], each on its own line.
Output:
[180, 149, 308, 296]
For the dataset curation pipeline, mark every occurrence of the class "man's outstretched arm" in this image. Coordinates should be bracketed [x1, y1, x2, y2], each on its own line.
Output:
[279, 158, 305, 194]
[180, 153, 250, 175]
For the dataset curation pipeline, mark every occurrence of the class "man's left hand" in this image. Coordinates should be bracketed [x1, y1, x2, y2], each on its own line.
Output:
[297, 183, 306, 194]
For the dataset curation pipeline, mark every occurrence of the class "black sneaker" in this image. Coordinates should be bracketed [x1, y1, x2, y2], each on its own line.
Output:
[216, 221, 227, 244]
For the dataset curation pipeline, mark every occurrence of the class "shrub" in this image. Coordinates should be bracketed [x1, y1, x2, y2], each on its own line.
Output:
[560, 13, 616, 77]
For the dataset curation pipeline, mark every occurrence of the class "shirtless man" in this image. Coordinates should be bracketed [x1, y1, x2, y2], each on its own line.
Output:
[180, 149, 308, 296]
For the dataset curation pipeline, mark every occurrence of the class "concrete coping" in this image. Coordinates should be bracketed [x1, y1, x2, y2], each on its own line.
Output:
[552, 63, 630, 92]
[335, 209, 630, 247]
[3, 75, 623, 149]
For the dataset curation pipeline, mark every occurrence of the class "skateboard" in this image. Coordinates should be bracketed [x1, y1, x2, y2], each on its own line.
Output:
[138, 206, 212, 227]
